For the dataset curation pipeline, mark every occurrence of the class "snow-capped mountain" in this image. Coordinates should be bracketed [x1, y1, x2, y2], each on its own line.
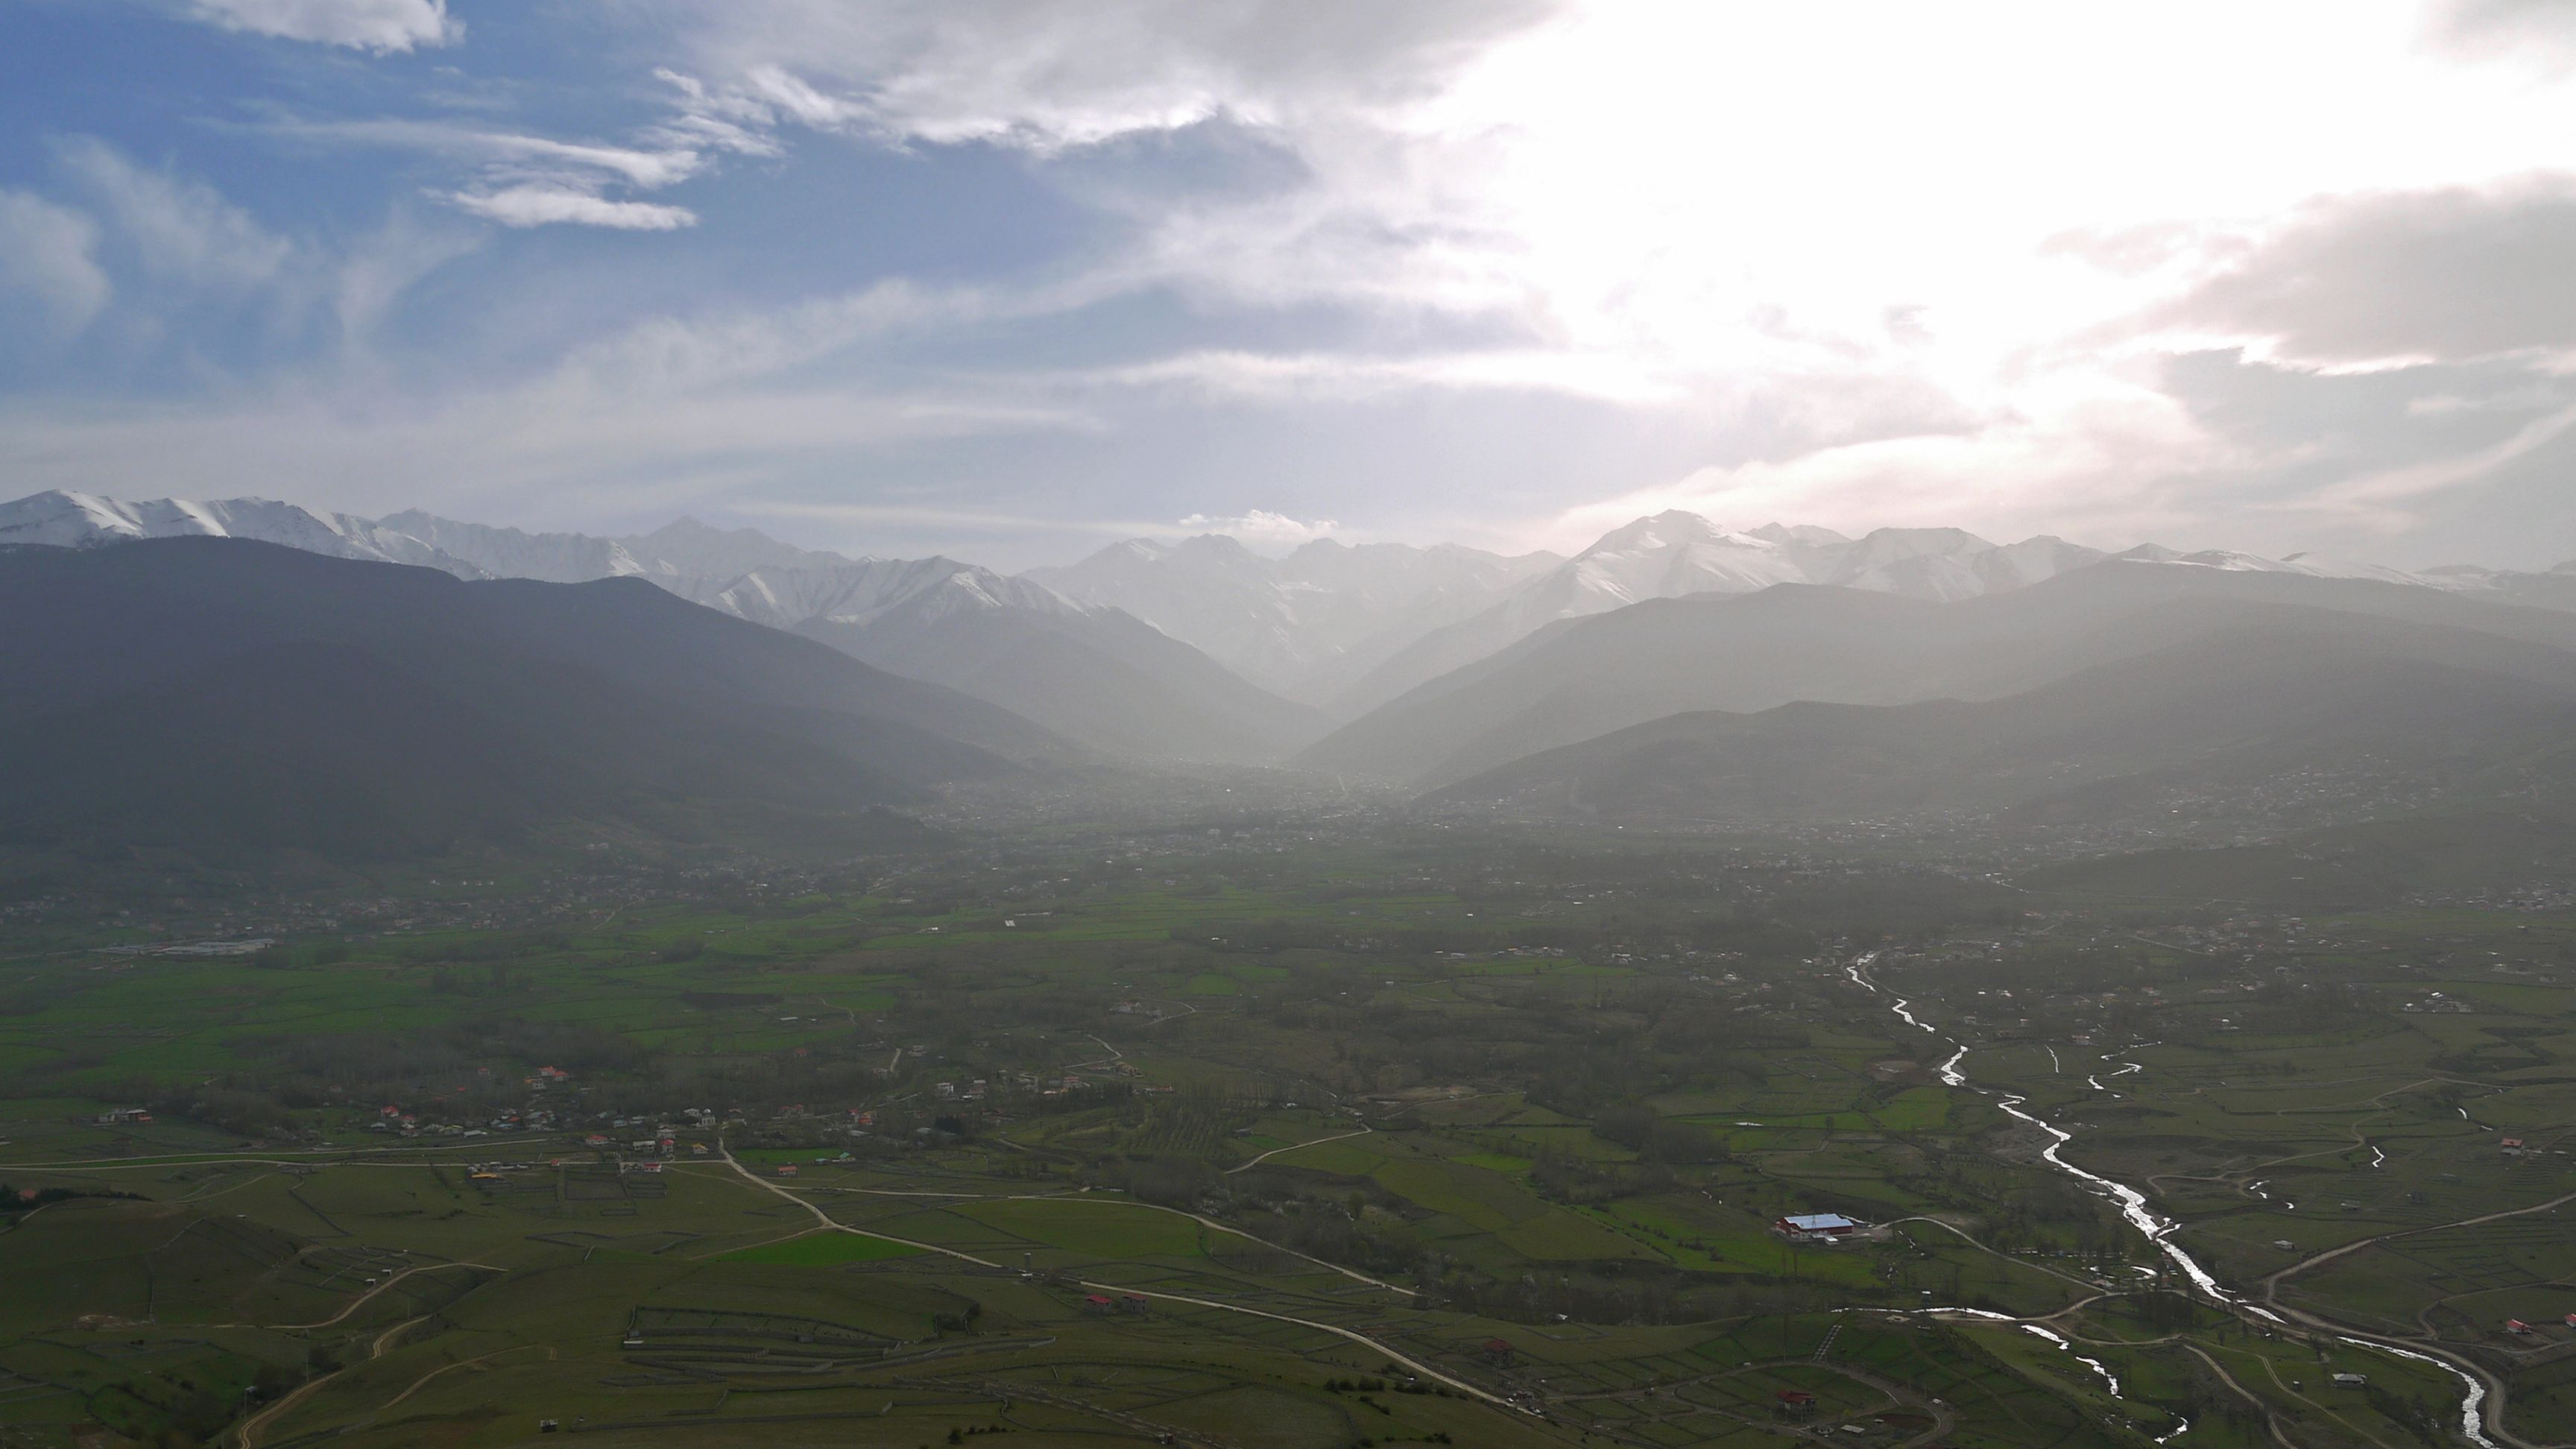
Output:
[0, 490, 487, 578]
[13, 487, 2570, 760]
[1026, 534, 1564, 704]
[713, 556, 1080, 634]
[1, 490, 1323, 762]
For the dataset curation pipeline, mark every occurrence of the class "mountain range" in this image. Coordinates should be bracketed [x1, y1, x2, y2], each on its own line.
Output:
[1431, 597, 2576, 830]
[0, 490, 1318, 764]
[9, 487, 2576, 833]
[0, 540, 1055, 859]
[1297, 560, 2576, 787]
[1033, 510, 2576, 716]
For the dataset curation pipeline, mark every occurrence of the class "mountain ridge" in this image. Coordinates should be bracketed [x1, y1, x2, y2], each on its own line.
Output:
[1, 491, 1322, 763]
[0, 539, 1058, 861]
[1302, 561, 2576, 787]
[1430, 606, 2576, 829]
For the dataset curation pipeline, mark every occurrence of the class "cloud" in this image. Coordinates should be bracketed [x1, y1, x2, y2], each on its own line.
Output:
[263, 117, 711, 189]
[2136, 174, 2576, 366]
[0, 191, 111, 335]
[2289, 397, 2576, 528]
[647, 0, 1568, 151]
[186, 0, 459, 54]
[447, 186, 698, 230]
[248, 96, 747, 236]
[329, 209, 483, 340]
[55, 136, 293, 289]
[1175, 508, 1341, 549]
[1546, 376, 2233, 553]
[2421, 0, 2576, 63]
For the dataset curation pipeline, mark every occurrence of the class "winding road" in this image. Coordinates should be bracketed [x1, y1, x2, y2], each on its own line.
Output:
[713, 1140, 1520, 1415]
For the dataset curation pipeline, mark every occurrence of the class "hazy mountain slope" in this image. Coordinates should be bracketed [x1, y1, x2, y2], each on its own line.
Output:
[1025, 534, 1562, 707]
[794, 587, 1329, 762]
[1326, 514, 2109, 716]
[1433, 613, 2576, 824]
[709, 555, 1325, 760]
[0, 540, 1051, 859]
[1304, 561, 2576, 786]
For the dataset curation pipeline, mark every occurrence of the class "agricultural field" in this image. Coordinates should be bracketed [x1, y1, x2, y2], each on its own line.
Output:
[0, 828, 2569, 1446]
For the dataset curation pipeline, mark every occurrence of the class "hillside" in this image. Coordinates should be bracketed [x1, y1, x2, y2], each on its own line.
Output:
[1431, 610, 2576, 827]
[0, 540, 1061, 860]
[6, 492, 1319, 764]
[719, 556, 1327, 763]
[1303, 561, 2576, 786]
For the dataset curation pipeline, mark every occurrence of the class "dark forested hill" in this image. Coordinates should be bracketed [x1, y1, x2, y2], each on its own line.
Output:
[0, 540, 1063, 859]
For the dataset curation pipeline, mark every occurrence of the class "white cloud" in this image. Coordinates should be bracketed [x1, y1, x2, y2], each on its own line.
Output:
[329, 209, 483, 341]
[265, 117, 710, 189]
[250, 98, 740, 238]
[186, 0, 458, 54]
[447, 186, 697, 231]
[645, 0, 1564, 151]
[0, 191, 111, 335]
[1547, 377, 2235, 554]
[2282, 397, 2576, 530]
[1175, 508, 1341, 550]
[56, 136, 293, 290]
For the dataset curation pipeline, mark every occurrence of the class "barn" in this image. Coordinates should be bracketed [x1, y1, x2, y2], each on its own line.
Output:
[1775, 1213, 1865, 1240]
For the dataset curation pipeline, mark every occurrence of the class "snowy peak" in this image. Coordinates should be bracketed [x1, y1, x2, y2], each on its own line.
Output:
[377, 510, 654, 584]
[1747, 521, 1853, 548]
[1579, 508, 1741, 558]
[1530, 514, 2053, 620]
[713, 556, 1080, 632]
[0, 490, 487, 578]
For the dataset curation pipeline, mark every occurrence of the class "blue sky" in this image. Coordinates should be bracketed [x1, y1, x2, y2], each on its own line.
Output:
[6, 0, 2576, 569]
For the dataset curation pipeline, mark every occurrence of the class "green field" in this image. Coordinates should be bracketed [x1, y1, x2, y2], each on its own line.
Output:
[0, 828, 2566, 1446]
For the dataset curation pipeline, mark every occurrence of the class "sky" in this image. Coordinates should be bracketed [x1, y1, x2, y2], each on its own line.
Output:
[5, 1, 2576, 569]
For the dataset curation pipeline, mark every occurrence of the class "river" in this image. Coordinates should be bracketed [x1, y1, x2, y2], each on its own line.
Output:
[1843, 955, 2499, 1448]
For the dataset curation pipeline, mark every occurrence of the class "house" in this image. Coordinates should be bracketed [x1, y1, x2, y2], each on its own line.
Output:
[1777, 1390, 1817, 1415]
[1120, 1293, 1149, 1316]
[1776, 1213, 1864, 1240]
[2332, 1373, 2367, 1386]
[2506, 1319, 2531, 1335]
[1480, 1338, 1515, 1366]
[1082, 1294, 1115, 1315]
